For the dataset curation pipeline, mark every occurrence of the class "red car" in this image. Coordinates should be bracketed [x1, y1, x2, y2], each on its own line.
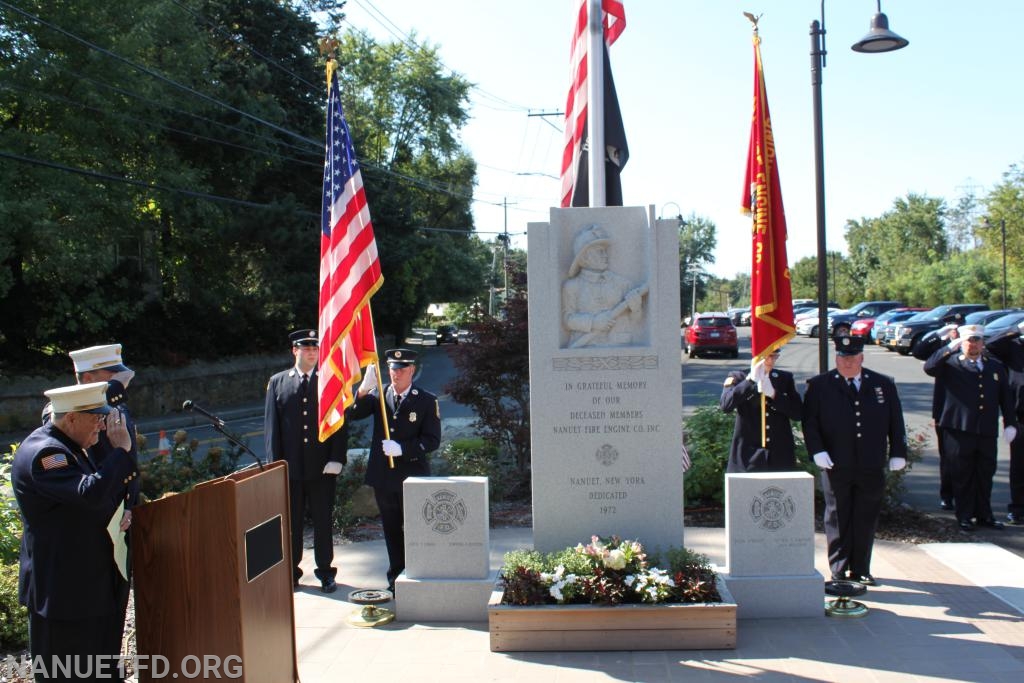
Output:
[684, 313, 738, 358]
[850, 317, 877, 340]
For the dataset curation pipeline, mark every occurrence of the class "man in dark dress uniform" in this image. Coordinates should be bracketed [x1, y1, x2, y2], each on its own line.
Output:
[802, 336, 907, 586]
[13, 382, 138, 681]
[985, 320, 1024, 525]
[925, 324, 1018, 531]
[720, 348, 802, 472]
[913, 325, 959, 510]
[68, 344, 140, 652]
[265, 329, 348, 593]
[348, 348, 441, 591]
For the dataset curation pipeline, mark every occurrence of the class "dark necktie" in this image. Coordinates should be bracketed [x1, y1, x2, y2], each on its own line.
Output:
[393, 392, 402, 414]
[300, 373, 309, 395]
[847, 377, 858, 394]
[968, 359, 980, 372]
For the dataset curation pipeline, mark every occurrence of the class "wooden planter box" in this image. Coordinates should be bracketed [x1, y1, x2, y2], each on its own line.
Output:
[488, 578, 736, 652]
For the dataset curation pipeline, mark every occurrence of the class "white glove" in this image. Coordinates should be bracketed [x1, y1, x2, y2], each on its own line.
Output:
[1004, 427, 1018, 445]
[322, 461, 343, 475]
[937, 323, 958, 340]
[947, 337, 963, 351]
[747, 358, 766, 382]
[760, 373, 776, 399]
[812, 452, 834, 470]
[358, 365, 378, 395]
[382, 439, 403, 457]
[889, 457, 907, 471]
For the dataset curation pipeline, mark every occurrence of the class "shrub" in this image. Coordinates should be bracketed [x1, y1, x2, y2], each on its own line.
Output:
[433, 437, 525, 502]
[137, 431, 242, 500]
[0, 562, 27, 650]
[0, 445, 23, 565]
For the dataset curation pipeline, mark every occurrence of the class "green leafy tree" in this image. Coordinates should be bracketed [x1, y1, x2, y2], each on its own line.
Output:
[678, 213, 716, 317]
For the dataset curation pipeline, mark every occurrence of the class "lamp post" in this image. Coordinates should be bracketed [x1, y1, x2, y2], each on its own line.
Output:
[687, 264, 702, 322]
[983, 217, 1008, 309]
[810, 0, 908, 372]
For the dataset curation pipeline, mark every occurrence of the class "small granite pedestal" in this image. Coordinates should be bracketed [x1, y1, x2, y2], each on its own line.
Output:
[395, 476, 497, 622]
[722, 472, 823, 618]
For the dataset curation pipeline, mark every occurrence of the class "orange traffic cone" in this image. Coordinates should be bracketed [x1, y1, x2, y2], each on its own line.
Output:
[158, 430, 170, 456]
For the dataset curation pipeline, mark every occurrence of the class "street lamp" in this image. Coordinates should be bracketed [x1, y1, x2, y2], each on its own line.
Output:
[810, 0, 908, 372]
[983, 217, 1008, 309]
[687, 264, 702, 322]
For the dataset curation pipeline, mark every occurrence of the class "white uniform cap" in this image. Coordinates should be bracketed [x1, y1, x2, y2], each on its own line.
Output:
[957, 324, 985, 340]
[44, 382, 111, 414]
[69, 344, 129, 373]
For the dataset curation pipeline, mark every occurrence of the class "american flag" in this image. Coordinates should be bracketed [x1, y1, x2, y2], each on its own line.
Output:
[559, 0, 627, 208]
[318, 64, 383, 441]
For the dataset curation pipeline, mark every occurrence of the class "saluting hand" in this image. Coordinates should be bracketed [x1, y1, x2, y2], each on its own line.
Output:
[105, 410, 131, 452]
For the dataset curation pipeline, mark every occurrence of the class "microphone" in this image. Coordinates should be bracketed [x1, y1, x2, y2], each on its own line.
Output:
[182, 400, 225, 428]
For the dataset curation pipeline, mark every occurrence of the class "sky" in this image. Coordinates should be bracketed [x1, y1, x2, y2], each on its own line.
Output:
[340, 0, 1024, 279]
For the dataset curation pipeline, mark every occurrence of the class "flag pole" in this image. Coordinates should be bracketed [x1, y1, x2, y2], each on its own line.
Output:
[586, 0, 606, 207]
[362, 302, 395, 469]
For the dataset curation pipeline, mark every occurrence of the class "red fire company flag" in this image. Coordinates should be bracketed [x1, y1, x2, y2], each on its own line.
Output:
[559, 0, 628, 207]
[741, 30, 794, 362]
[318, 62, 383, 441]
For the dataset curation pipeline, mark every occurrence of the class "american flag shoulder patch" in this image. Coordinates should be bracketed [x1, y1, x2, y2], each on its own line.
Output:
[40, 453, 68, 471]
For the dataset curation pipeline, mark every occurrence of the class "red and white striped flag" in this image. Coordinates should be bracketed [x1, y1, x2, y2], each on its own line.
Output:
[318, 63, 384, 441]
[559, 0, 627, 208]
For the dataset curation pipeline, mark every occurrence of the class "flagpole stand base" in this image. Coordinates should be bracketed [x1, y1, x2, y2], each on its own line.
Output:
[824, 581, 868, 618]
[348, 589, 395, 627]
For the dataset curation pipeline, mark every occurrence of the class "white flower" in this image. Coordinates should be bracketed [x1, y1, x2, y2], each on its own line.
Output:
[605, 548, 627, 570]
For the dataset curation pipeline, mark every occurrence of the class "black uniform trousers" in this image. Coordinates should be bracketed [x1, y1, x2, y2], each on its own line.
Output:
[936, 423, 954, 503]
[943, 428, 998, 523]
[29, 611, 124, 682]
[289, 476, 338, 581]
[374, 487, 405, 588]
[1010, 436, 1024, 517]
[820, 467, 885, 578]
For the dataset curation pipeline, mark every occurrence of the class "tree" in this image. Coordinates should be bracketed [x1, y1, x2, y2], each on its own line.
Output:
[445, 263, 530, 476]
[844, 193, 948, 300]
[330, 31, 485, 340]
[677, 213, 716, 317]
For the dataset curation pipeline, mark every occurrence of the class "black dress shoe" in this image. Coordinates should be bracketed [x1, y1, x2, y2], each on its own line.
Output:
[978, 518, 1005, 530]
[320, 576, 338, 593]
[939, 499, 954, 510]
[958, 520, 975, 532]
[855, 574, 877, 586]
[830, 573, 847, 582]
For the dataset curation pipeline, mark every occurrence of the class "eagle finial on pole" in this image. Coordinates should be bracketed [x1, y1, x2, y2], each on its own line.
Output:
[744, 12, 762, 32]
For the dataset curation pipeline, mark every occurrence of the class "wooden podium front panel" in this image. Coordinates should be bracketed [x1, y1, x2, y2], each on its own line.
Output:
[133, 462, 298, 682]
[231, 463, 297, 682]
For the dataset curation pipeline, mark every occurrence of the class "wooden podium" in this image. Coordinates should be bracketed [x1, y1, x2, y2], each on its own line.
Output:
[132, 460, 298, 682]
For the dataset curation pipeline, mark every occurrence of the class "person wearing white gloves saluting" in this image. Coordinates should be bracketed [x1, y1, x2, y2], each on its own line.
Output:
[720, 348, 802, 473]
[802, 336, 908, 586]
[348, 348, 441, 592]
[924, 324, 1018, 532]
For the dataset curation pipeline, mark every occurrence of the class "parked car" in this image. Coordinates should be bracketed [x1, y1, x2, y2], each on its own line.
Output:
[984, 310, 1024, 342]
[435, 324, 460, 344]
[871, 308, 928, 346]
[728, 306, 750, 326]
[794, 307, 840, 337]
[684, 312, 738, 358]
[912, 309, 1024, 357]
[738, 309, 752, 326]
[893, 303, 989, 356]
[827, 301, 904, 337]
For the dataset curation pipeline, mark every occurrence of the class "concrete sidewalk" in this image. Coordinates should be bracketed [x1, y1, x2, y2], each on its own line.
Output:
[292, 527, 1024, 682]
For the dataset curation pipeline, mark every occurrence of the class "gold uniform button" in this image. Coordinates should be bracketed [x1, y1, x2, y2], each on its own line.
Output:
[303, 437, 309, 443]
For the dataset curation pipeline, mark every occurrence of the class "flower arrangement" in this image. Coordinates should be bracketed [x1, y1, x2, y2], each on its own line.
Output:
[499, 536, 721, 606]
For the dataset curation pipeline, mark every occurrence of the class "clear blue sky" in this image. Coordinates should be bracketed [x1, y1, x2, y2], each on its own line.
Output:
[341, 1, 1024, 278]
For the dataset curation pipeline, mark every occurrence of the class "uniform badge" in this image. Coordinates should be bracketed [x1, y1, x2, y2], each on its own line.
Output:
[874, 386, 885, 403]
[994, 372, 1000, 382]
[408, 411, 417, 422]
[412, 389, 419, 396]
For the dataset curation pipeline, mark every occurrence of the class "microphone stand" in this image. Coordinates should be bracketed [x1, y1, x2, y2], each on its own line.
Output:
[185, 402, 264, 472]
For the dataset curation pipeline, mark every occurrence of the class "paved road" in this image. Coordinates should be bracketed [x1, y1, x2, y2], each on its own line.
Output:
[683, 327, 1023, 557]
